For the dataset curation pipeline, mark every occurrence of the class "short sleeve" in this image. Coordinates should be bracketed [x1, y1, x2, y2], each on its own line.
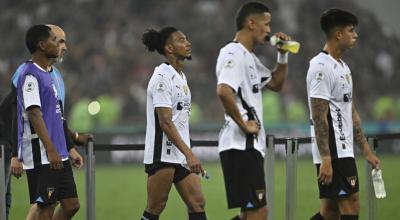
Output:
[150, 74, 173, 108]
[217, 52, 245, 92]
[22, 75, 41, 109]
[308, 65, 332, 101]
[254, 56, 272, 88]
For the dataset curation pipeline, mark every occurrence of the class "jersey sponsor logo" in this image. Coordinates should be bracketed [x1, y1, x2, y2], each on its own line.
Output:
[347, 176, 357, 188]
[335, 108, 346, 141]
[224, 59, 235, 69]
[24, 81, 35, 92]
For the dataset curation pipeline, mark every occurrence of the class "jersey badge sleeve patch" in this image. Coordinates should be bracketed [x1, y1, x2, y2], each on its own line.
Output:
[315, 72, 324, 81]
[224, 59, 235, 69]
[156, 82, 166, 92]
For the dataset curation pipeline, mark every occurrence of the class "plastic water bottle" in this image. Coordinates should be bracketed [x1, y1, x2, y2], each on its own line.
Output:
[371, 168, 386, 199]
[270, 35, 301, 54]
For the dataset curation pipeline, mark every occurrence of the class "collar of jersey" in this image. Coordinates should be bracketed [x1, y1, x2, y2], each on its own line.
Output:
[321, 51, 345, 69]
[163, 62, 186, 81]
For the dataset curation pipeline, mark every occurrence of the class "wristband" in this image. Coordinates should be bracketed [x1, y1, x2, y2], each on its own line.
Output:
[277, 52, 288, 64]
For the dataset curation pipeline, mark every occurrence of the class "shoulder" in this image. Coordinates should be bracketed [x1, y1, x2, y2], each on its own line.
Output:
[219, 42, 246, 59]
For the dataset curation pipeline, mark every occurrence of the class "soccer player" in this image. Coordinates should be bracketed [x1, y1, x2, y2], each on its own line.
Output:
[16, 24, 81, 220]
[216, 2, 290, 220]
[307, 9, 380, 220]
[140, 27, 207, 220]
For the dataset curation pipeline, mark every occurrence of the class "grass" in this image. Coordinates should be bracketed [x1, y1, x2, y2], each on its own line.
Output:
[8, 155, 400, 219]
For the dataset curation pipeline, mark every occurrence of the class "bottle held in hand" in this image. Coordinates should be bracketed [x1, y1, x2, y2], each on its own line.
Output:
[270, 35, 300, 54]
[371, 168, 386, 199]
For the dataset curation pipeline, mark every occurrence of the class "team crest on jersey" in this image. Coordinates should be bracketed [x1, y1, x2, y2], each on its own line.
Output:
[47, 187, 55, 199]
[183, 85, 189, 95]
[256, 189, 265, 201]
[315, 72, 324, 81]
[156, 82, 166, 92]
[224, 59, 235, 69]
[347, 176, 357, 188]
[24, 82, 35, 92]
[345, 74, 351, 84]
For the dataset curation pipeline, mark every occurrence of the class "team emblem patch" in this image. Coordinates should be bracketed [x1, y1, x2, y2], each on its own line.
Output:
[347, 176, 357, 188]
[47, 187, 55, 199]
[256, 189, 265, 201]
[24, 82, 35, 92]
[224, 59, 235, 69]
[183, 85, 189, 95]
[156, 82, 166, 92]
[315, 72, 324, 81]
[345, 74, 351, 84]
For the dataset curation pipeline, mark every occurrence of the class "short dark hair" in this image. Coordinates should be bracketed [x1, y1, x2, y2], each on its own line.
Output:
[320, 8, 358, 37]
[235, 2, 270, 31]
[142, 27, 178, 55]
[25, 24, 52, 54]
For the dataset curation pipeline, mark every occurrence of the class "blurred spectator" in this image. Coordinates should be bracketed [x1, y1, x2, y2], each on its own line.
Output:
[0, 0, 399, 129]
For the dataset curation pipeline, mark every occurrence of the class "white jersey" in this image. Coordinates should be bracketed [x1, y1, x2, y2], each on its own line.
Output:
[144, 63, 191, 164]
[216, 42, 272, 157]
[307, 51, 354, 164]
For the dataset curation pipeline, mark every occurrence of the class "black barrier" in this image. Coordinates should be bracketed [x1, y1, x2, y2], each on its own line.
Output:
[2, 133, 400, 220]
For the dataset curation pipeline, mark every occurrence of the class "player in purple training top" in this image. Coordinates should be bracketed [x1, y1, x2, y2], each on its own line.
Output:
[16, 24, 80, 220]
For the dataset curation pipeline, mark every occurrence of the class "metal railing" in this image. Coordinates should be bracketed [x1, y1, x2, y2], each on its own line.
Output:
[1, 133, 399, 220]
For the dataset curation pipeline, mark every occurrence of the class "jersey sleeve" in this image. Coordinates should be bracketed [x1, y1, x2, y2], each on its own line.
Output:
[150, 74, 173, 108]
[22, 75, 41, 109]
[308, 65, 333, 101]
[217, 52, 245, 93]
[255, 57, 272, 88]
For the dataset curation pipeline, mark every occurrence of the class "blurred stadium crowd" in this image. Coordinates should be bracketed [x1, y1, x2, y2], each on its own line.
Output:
[1, 0, 399, 132]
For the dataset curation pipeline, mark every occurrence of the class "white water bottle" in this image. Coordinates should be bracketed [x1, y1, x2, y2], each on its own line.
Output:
[270, 35, 300, 54]
[371, 168, 386, 199]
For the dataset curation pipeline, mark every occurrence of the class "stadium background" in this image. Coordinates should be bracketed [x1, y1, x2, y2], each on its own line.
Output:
[1, 0, 399, 219]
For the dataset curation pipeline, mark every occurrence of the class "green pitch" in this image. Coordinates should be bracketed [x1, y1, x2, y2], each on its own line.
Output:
[8, 155, 399, 219]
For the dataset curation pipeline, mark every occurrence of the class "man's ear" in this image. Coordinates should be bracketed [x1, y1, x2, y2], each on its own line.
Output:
[247, 18, 256, 31]
[164, 44, 174, 55]
[37, 40, 46, 51]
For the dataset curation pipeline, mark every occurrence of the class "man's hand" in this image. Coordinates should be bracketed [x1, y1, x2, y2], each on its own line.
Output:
[186, 152, 204, 176]
[47, 148, 63, 170]
[69, 148, 84, 169]
[273, 32, 291, 53]
[74, 133, 94, 146]
[365, 152, 380, 169]
[243, 120, 260, 134]
[318, 156, 333, 185]
[10, 157, 23, 178]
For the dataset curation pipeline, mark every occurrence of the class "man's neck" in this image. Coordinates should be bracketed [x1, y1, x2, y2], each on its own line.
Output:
[32, 54, 52, 71]
[166, 55, 184, 74]
[234, 30, 255, 52]
[323, 41, 344, 62]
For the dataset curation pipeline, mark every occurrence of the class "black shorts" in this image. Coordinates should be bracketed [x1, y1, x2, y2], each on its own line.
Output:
[316, 157, 359, 199]
[145, 161, 191, 184]
[26, 160, 78, 205]
[220, 149, 266, 210]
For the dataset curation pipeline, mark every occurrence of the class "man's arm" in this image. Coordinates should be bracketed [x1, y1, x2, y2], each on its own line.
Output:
[266, 63, 288, 92]
[27, 107, 62, 170]
[352, 103, 380, 168]
[310, 97, 332, 184]
[156, 107, 204, 175]
[216, 84, 259, 134]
